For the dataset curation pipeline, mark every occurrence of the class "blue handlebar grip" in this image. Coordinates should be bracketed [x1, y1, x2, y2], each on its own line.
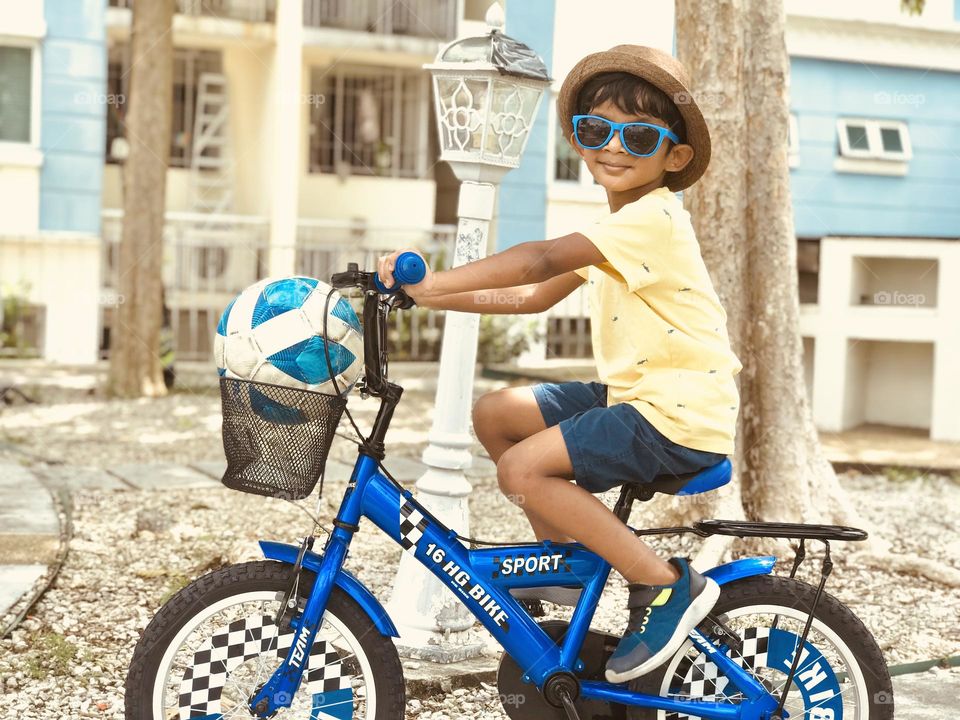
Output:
[374, 252, 427, 293]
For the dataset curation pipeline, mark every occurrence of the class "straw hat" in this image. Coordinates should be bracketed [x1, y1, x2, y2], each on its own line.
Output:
[557, 45, 711, 191]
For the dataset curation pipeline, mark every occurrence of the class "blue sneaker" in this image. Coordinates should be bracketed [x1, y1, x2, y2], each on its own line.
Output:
[605, 557, 720, 683]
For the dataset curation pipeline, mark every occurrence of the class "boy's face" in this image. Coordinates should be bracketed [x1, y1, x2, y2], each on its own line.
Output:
[572, 100, 694, 194]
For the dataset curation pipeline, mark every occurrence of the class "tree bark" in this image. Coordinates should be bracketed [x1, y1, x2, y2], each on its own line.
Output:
[671, 0, 960, 586]
[107, 0, 175, 398]
[669, 0, 851, 529]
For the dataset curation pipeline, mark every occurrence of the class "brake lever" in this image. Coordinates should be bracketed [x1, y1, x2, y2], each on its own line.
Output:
[392, 290, 416, 310]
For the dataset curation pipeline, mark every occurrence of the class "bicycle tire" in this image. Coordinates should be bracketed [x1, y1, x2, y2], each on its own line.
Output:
[628, 574, 894, 719]
[125, 560, 405, 720]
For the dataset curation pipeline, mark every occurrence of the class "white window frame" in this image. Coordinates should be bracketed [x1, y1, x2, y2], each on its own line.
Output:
[546, 100, 606, 204]
[788, 113, 799, 168]
[0, 37, 43, 167]
[836, 118, 912, 161]
[308, 64, 430, 180]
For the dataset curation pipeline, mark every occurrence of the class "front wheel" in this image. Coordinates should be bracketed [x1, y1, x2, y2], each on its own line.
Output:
[629, 574, 894, 719]
[125, 560, 405, 719]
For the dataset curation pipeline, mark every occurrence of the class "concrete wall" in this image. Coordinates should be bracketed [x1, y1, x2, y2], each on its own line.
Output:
[495, 0, 555, 250]
[39, 0, 107, 234]
[807, 237, 960, 440]
[790, 58, 960, 238]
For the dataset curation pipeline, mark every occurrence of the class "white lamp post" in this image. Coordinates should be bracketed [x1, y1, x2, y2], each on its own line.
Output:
[386, 3, 550, 661]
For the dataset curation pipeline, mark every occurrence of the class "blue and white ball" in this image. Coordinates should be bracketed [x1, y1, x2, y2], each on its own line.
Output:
[214, 276, 363, 406]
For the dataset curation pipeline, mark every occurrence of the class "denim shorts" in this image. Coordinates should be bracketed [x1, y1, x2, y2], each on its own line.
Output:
[532, 381, 727, 494]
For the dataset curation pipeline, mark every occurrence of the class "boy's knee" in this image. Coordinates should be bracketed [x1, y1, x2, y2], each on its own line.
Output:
[472, 389, 505, 436]
[496, 447, 529, 506]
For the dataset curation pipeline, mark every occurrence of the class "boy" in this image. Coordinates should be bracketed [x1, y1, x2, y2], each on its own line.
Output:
[377, 45, 742, 682]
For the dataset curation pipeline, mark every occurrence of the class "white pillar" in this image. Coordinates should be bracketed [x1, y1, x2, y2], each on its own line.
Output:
[811, 238, 852, 432]
[931, 244, 960, 441]
[385, 181, 496, 660]
[268, 0, 302, 276]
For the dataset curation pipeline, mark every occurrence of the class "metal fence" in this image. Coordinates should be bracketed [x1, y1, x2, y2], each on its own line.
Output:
[108, 0, 276, 22]
[303, 0, 456, 40]
[100, 211, 455, 361]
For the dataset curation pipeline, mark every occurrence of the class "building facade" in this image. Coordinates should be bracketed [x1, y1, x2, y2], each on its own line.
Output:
[497, 0, 960, 441]
[1, 0, 485, 364]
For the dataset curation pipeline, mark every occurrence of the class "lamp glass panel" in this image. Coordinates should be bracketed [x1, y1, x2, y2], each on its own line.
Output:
[435, 75, 490, 156]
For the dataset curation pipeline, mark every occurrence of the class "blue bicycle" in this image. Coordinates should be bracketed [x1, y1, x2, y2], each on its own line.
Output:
[125, 258, 893, 720]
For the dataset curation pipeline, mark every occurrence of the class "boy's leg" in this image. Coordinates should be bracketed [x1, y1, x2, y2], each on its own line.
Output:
[499, 422, 720, 681]
[472, 387, 573, 543]
[496, 424, 677, 585]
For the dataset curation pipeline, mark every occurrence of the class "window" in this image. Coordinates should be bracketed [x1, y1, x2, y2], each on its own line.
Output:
[788, 113, 799, 168]
[106, 45, 223, 167]
[554, 114, 581, 182]
[836, 118, 911, 161]
[309, 66, 430, 179]
[0, 46, 33, 143]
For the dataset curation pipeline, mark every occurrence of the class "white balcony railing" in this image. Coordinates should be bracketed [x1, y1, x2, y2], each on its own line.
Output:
[108, 0, 276, 23]
[303, 0, 457, 40]
[100, 210, 455, 361]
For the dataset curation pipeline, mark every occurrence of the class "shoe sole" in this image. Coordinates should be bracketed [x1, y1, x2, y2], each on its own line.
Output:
[510, 586, 582, 606]
[604, 577, 721, 684]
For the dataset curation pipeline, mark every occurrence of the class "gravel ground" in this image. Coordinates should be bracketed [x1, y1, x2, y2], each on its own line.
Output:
[1, 364, 958, 718]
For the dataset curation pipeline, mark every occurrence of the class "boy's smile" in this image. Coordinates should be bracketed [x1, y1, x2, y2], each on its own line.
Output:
[573, 100, 694, 211]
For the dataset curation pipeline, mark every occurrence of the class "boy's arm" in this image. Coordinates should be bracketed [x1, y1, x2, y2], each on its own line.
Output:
[378, 233, 604, 299]
[417, 272, 585, 314]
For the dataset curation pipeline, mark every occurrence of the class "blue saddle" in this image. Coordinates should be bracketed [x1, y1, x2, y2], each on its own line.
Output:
[633, 457, 732, 498]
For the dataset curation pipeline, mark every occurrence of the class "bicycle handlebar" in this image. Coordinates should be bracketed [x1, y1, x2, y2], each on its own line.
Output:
[329, 252, 426, 398]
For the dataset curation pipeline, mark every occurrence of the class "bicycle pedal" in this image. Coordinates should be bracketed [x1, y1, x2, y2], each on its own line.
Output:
[698, 613, 743, 655]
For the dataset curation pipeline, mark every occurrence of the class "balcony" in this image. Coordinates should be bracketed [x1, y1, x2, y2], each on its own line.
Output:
[303, 0, 457, 41]
[108, 0, 276, 23]
[99, 210, 455, 360]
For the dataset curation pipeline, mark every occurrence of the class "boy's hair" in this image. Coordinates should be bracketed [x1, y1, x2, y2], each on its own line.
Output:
[576, 72, 686, 144]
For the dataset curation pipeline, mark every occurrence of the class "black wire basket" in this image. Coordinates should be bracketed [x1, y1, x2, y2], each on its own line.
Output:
[219, 377, 347, 500]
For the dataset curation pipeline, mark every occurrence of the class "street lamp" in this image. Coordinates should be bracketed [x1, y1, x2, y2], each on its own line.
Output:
[386, 3, 550, 661]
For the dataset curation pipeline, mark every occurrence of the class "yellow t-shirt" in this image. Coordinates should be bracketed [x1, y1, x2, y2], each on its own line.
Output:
[574, 186, 743, 455]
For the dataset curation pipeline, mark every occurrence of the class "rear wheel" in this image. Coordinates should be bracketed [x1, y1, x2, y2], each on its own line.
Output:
[125, 560, 405, 719]
[629, 574, 894, 719]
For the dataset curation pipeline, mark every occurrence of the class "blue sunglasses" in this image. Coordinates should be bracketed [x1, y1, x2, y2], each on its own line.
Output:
[572, 114, 680, 158]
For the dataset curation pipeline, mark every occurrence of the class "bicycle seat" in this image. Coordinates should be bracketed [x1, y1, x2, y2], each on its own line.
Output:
[628, 457, 732, 498]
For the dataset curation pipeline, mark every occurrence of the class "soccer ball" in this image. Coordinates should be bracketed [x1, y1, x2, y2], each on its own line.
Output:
[214, 276, 363, 421]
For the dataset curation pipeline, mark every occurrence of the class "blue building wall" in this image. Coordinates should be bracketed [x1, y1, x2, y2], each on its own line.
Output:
[39, 0, 107, 234]
[790, 57, 960, 238]
[497, 0, 555, 250]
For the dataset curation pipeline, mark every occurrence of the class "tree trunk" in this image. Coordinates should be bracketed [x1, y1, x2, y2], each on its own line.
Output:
[668, 0, 851, 529]
[670, 0, 960, 585]
[107, 0, 175, 398]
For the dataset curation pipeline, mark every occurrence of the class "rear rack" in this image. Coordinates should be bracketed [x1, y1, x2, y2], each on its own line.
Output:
[632, 519, 867, 542]
[694, 519, 868, 542]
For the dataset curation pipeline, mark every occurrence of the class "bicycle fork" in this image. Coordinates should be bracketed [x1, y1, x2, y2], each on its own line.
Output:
[248, 528, 351, 717]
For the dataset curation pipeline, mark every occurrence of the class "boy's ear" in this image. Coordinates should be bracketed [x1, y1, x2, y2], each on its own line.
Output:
[665, 143, 695, 173]
[570, 131, 586, 159]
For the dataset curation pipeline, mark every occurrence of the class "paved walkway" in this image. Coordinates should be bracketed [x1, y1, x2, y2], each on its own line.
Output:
[0, 453, 450, 632]
[0, 464, 60, 631]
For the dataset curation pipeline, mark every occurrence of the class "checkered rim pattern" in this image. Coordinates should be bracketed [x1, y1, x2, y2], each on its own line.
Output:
[665, 627, 769, 720]
[177, 613, 352, 718]
[399, 496, 427, 554]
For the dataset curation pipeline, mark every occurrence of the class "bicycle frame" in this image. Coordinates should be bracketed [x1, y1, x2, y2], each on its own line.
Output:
[249, 451, 782, 720]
